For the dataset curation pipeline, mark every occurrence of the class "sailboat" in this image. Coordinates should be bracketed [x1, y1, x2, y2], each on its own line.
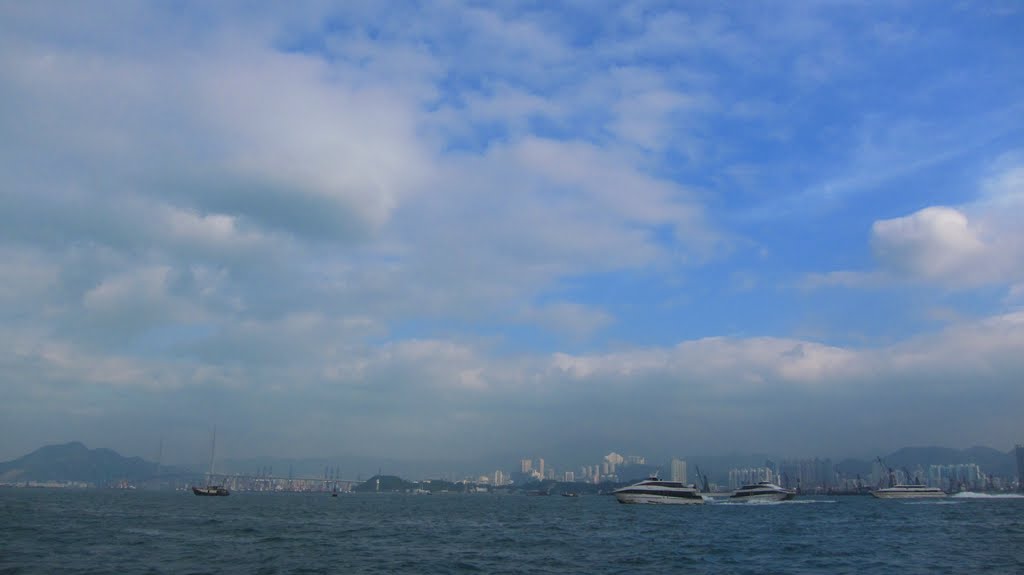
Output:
[192, 426, 230, 496]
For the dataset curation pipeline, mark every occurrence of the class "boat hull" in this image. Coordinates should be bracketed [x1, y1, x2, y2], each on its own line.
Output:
[192, 486, 230, 496]
[871, 489, 945, 499]
[729, 491, 794, 502]
[614, 492, 705, 505]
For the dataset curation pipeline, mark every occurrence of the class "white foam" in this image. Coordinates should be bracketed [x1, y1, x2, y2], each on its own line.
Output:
[950, 491, 1024, 499]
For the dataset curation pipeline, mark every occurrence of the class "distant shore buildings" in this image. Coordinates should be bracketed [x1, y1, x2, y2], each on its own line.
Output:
[1016, 445, 1024, 492]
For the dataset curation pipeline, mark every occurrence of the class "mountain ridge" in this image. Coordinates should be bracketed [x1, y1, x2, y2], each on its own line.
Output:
[0, 441, 160, 484]
[0, 442, 1018, 484]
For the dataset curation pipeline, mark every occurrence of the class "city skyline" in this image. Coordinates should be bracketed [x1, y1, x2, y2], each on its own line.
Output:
[3, 440, 1020, 495]
[1, 3, 1023, 464]
[4, 439, 1020, 489]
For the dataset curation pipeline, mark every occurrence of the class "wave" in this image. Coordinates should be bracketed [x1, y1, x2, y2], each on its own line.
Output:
[950, 492, 1024, 499]
[124, 528, 162, 536]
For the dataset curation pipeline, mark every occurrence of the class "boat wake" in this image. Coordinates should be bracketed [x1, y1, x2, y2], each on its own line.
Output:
[951, 492, 1024, 499]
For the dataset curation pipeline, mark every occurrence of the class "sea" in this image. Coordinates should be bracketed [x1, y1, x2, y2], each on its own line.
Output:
[2, 489, 1023, 574]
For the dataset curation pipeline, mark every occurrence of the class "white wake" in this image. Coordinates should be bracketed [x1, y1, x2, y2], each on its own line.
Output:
[950, 491, 1024, 499]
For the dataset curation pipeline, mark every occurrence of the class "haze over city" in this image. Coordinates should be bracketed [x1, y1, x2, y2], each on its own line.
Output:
[1, 2, 1022, 467]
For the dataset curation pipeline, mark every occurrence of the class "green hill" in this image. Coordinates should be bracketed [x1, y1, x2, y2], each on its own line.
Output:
[0, 442, 158, 485]
[351, 475, 414, 492]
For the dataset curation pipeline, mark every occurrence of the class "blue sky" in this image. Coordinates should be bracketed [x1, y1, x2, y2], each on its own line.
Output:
[1, 1, 1023, 467]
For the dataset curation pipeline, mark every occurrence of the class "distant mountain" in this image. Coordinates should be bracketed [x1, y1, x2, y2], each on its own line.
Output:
[801, 447, 1016, 480]
[351, 475, 414, 493]
[883, 446, 1015, 476]
[684, 454, 777, 484]
[0, 442, 159, 485]
[834, 458, 873, 477]
[218, 454, 471, 481]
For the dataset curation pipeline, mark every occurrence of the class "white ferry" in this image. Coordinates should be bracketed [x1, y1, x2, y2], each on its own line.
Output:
[613, 476, 705, 505]
[729, 481, 795, 502]
[871, 485, 947, 499]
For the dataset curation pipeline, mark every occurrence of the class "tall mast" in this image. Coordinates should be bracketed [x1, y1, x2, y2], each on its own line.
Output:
[209, 426, 217, 478]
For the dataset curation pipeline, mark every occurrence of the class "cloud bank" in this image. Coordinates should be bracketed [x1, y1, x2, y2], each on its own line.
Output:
[1, 2, 1022, 467]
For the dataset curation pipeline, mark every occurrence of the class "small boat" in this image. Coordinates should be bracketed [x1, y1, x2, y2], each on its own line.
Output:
[613, 476, 705, 505]
[561, 492, 578, 497]
[192, 485, 230, 496]
[729, 481, 795, 502]
[871, 484, 946, 499]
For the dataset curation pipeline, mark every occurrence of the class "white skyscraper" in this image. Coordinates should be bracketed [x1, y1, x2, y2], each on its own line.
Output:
[671, 458, 687, 483]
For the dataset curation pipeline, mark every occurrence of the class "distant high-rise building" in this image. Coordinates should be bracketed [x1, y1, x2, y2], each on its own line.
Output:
[538, 458, 545, 479]
[727, 467, 773, 489]
[564, 471, 575, 482]
[521, 459, 533, 474]
[1016, 445, 1024, 492]
[929, 463, 984, 491]
[670, 458, 687, 484]
[779, 458, 834, 491]
[605, 452, 624, 466]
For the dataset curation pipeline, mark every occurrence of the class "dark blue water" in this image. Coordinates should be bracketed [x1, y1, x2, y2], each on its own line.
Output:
[2, 490, 1023, 574]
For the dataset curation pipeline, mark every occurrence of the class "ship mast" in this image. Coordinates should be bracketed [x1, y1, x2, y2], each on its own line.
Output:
[208, 426, 217, 481]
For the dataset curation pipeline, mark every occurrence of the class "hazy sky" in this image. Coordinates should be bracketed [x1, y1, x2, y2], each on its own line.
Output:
[2, 1, 1023, 466]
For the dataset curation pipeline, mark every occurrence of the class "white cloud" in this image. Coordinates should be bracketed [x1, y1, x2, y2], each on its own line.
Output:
[0, 247, 59, 307]
[158, 207, 267, 252]
[552, 336, 862, 388]
[808, 160, 1024, 291]
[1, 2, 1022, 464]
[606, 67, 704, 151]
[518, 302, 614, 341]
[191, 39, 431, 237]
[871, 206, 985, 282]
[980, 153, 1024, 206]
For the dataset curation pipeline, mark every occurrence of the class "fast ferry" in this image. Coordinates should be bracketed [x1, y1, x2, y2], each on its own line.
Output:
[729, 481, 795, 502]
[871, 484, 946, 499]
[613, 476, 705, 505]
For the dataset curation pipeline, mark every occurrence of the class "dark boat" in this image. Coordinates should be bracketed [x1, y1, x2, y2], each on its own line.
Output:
[192, 485, 230, 496]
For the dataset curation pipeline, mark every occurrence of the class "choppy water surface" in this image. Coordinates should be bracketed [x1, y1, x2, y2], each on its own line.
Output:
[2, 490, 1022, 574]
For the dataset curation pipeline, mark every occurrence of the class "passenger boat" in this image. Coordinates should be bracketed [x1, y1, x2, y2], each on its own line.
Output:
[729, 481, 795, 502]
[613, 476, 705, 504]
[871, 484, 946, 499]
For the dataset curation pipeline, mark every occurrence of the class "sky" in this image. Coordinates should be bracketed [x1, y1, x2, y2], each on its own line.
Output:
[1, 1, 1023, 468]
